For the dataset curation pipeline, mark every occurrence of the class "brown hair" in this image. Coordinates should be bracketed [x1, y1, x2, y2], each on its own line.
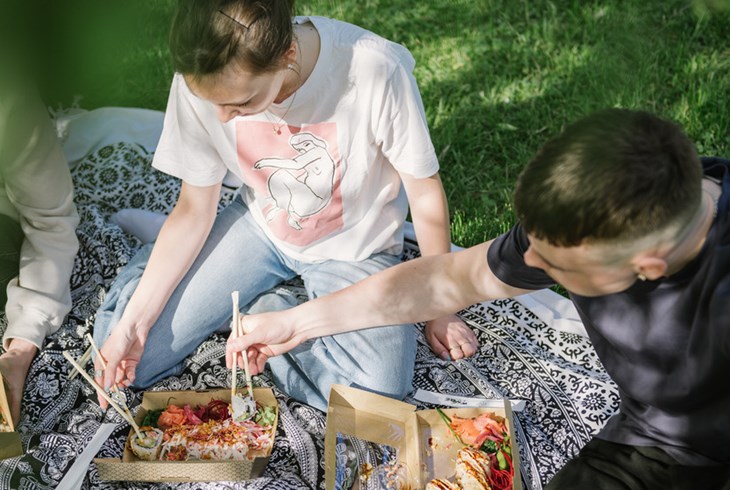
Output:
[170, 0, 295, 80]
[514, 109, 703, 247]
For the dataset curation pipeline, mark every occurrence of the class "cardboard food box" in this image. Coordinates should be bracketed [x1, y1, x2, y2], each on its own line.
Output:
[0, 372, 23, 460]
[325, 384, 522, 490]
[94, 388, 277, 482]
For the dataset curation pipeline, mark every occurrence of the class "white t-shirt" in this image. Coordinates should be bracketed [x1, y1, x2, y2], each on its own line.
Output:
[153, 16, 439, 262]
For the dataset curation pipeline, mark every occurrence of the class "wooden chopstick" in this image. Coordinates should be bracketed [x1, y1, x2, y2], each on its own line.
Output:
[231, 292, 254, 401]
[68, 344, 93, 380]
[237, 312, 255, 399]
[231, 291, 239, 399]
[62, 351, 143, 439]
[84, 334, 138, 426]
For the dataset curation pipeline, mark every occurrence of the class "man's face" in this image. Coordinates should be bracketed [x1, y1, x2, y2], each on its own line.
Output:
[524, 234, 640, 297]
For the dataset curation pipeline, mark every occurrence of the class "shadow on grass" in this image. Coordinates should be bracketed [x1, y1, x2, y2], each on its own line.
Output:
[12, 0, 728, 247]
[342, 0, 730, 246]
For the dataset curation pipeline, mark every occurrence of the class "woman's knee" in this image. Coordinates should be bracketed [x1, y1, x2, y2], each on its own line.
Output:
[354, 368, 414, 401]
[353, 348, 416, 400]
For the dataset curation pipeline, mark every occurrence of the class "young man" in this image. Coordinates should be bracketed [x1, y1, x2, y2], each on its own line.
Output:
[227, 109, 729, 489]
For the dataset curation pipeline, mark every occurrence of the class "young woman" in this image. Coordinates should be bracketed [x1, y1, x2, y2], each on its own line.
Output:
[93, 0, 476, 411]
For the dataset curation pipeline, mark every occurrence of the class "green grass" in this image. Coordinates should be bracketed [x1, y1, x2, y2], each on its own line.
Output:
[40, 0, 730, 248]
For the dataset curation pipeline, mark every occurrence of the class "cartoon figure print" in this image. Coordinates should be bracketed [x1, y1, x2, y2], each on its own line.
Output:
[254, 132, 336, 230]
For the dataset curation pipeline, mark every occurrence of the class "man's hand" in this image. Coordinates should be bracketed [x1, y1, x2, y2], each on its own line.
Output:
[226, 313, 301, 375]
[94, 320, 146, 409]
[424, 314, 478, 361]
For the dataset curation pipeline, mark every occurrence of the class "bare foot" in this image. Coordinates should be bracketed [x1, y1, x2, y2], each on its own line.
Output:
[0, 338, 37, 426]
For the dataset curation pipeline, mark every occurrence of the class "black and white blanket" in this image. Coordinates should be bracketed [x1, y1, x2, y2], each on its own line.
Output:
[0, 109, 618, 490]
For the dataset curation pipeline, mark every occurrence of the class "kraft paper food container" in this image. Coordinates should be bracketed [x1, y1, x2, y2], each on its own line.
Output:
[325, 384, 522, 490]
[0, 372, 23, 460]
[94, 388, 277, 482]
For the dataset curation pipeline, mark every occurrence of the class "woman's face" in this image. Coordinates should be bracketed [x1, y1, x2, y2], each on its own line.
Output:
[186, 63, 292, 123]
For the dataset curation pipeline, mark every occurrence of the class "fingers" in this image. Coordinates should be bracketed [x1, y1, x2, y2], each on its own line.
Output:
[226, 345, 267, 375]
[94, 352, 137, 410]
[122, 363, 136, 387]
[94, 366, 109, 410]
[226, 313, 300, 373]
[226, 320, 268, 353]
[429, 337, 451, 361]
[448, 340, 477, 360]
[253, 351, 268, 375]
[460, 340, 478, 357]
[425, 315, 480, 361]
[225, 348, 233, 369]
[101, 358, 119, 391]
[226, 334, 275, 376]
[446, 330, 479, 360]
[239, 315, 257, 335]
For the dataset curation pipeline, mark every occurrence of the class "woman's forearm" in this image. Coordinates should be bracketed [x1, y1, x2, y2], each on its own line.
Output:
[119, 183, 220, 332]
[403, 172, 453, 257]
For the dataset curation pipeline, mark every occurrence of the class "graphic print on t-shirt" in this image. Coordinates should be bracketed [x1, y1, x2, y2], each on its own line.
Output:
[236, 120, 343, 246]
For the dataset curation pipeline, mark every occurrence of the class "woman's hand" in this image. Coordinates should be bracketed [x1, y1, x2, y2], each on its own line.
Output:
[425, 314, 478, 361]
[94, 319, 147, 409]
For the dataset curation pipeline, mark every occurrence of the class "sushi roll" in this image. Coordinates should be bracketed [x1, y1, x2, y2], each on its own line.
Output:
[129, 426, 164, 461]
[425, 478, 460, 489]
[455, 446, 492, 489]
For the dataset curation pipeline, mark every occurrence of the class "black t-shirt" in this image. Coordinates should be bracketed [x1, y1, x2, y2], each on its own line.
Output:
[487, 157, 730, 465]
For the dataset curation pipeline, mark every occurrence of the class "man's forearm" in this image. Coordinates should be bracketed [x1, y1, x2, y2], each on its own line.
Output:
[288, 242, 505, 340]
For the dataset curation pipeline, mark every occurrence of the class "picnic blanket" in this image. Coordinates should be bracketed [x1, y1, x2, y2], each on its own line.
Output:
[0, 108, 619, 490]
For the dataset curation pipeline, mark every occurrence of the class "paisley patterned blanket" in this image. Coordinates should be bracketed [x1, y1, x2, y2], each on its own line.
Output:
[0, 112, 618, 489]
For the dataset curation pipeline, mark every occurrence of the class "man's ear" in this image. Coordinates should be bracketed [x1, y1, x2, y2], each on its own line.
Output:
[633, 256, 668, 281]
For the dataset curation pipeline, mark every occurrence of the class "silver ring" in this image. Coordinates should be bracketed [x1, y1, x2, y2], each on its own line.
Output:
[94, 369, 104, 377]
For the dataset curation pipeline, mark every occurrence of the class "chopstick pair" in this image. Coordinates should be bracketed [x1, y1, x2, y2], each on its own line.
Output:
[67, 344, 92, 380]
[62, 336, 143, 440]
[230, 291, 254, 400]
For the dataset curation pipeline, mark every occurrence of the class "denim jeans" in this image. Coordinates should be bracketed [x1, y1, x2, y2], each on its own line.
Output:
[93, 196, 416, 411]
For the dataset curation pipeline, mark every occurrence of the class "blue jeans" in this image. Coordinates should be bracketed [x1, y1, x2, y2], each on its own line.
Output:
[93, 196, 416, 411]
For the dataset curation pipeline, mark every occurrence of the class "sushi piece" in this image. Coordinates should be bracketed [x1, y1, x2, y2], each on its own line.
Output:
[455, 446, 491, 490]
[129, 426, 164, 461]
[230, 391, 256, 423]
[425, 477, 461, 489]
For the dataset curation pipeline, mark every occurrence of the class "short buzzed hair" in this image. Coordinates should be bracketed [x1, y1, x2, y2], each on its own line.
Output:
[514, 109, 703, 247]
